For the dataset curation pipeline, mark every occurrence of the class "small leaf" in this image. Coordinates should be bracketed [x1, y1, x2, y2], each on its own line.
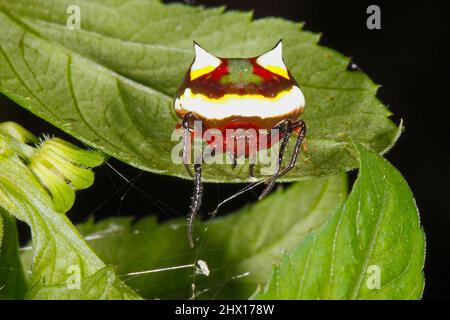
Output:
[254, 146, 425, 300]
[72, 174, 346, 299]
[0, 0, 399, 182]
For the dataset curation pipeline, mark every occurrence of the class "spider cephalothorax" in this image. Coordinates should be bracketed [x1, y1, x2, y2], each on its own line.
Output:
[174, 40, 306, 247]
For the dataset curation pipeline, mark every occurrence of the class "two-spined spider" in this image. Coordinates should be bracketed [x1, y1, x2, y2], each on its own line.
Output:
[174, 40, 306, 247]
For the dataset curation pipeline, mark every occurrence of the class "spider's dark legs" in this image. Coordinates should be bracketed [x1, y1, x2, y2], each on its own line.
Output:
[259, 119, 306, 199]
[182, 112, 201, 178]
[231, 155, 237, 169]
[207, 119, 306, 217]
[258, 119, 293, 200]
[181, 112, 204, 248]
[278, 119, 306, 177]
[187, 161, 202, 248]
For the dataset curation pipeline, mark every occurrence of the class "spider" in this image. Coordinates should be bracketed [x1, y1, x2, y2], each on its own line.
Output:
[174, 40, 306, 247]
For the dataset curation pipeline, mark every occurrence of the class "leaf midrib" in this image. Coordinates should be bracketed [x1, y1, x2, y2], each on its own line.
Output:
[349, 162, 388, 299]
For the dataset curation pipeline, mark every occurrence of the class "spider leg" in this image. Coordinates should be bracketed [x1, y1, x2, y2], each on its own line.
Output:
[231, 154, 237, 169]
[187, 160, 203, 248]
[182, 112, 202, 178]
[182, 113, 194, 177]
[207, 120, 306, 217]
[182, 112, 205, 247]
[277, 119, 307, 178]
[208, 178, 268, 216]
[258, 119, 293, 200]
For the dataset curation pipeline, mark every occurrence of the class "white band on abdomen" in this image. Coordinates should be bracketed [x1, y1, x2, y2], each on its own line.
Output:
[174, 86, 305, 120]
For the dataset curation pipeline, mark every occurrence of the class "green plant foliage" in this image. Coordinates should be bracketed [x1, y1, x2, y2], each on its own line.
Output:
[26, 175, 346, 299]
[0, 208, 27, 299]
[0, 123, 140, 299]
[254, 146, 425, 300]
[0, 0, 399, 182]
[0, 0, 425, 302]
[29, 138, 104, 213]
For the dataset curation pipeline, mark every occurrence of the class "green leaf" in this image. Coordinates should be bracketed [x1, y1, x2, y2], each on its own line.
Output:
[0, 0, 399, 182]
[0, 125, 140, 299]
[68, 174, 346, 299]
[254, 146, 425, 300]
[0, 208, 27, 299]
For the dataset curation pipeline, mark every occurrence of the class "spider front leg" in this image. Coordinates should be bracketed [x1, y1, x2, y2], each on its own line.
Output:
[258, 119, 293, 200]
[182, 112, 201, 177]
[181, 112, 204, 248]
[258, 119, 306, 200]
[278, 119, 306, 177]
[187, 161, 202, 248]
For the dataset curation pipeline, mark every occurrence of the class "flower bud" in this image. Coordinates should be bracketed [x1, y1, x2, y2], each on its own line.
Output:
[29, 138, 104, 213]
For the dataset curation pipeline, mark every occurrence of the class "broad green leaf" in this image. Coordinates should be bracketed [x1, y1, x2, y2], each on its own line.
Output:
[0, 208, 27, 299]
[0, 0, 399, 182]
[0, 125, 140, 299]
[254, 146, 425, 300]
[60, 174, 347, 299]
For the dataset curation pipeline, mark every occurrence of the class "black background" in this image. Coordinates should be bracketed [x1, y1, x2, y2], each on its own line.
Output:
[0, 0, 446, 299]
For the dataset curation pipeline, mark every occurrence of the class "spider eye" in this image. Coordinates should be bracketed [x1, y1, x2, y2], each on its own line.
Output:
[190, 42, 221, 80]
[256, 40, 290, 79]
